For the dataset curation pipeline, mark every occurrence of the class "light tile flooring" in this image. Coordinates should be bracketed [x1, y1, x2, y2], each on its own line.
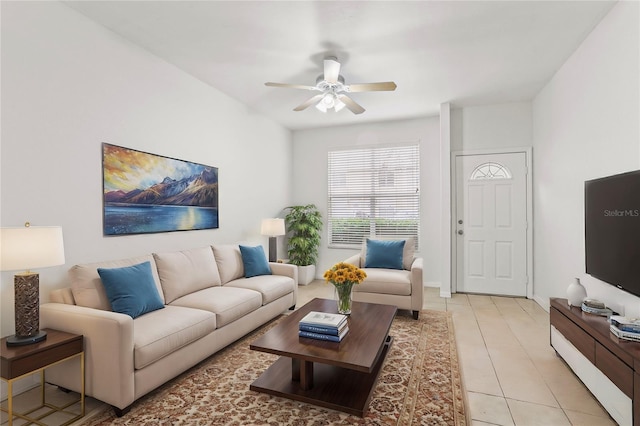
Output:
[2, 282, 617, 425]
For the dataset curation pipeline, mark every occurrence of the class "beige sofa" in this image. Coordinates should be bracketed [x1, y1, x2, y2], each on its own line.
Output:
[345, 239, 423, 319]
[40, 244, 297, 416]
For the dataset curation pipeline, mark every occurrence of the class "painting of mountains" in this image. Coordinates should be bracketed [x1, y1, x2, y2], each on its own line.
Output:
[103, 143, 219, 235]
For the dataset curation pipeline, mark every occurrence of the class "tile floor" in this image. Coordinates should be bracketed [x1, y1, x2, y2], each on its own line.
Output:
[1, 281, 617, 426]
[298, 281, 616, 425]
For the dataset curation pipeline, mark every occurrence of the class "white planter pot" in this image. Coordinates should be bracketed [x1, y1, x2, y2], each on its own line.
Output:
[297, 264, 316, 285]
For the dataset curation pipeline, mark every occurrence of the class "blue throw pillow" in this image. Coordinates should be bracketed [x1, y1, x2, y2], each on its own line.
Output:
[239, 245, 272, 278]
[365, 239, 406, 270]
[97, 261, 164, 319]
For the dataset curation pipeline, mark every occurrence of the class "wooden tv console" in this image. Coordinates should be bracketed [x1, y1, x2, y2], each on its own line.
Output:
[550, 297, 640, 426]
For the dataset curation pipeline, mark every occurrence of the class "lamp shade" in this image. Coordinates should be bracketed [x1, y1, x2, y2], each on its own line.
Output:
[260, 218, 285, 237]
[0, 226, 65, 271]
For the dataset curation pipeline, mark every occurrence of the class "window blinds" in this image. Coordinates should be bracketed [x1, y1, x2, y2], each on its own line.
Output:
[327, 144, 420, 249]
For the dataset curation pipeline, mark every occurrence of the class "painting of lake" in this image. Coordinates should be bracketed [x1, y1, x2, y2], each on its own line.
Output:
[103, 143, 219, 235]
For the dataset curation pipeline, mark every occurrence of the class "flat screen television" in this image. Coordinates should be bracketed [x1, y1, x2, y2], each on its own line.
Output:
[585, 170, 640, 297]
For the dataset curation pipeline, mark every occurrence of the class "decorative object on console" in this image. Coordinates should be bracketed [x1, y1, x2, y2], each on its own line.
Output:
[102, 143, 219, 236]
[260, 218, 285, 262]
[323, 262, 367, 315]
[0, 223, 65, 346]
[581, 298, 614, 316]
[566, 277, 587, 307]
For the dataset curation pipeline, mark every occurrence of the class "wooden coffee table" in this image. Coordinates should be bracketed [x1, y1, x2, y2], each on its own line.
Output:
[250, 298, 397, 417]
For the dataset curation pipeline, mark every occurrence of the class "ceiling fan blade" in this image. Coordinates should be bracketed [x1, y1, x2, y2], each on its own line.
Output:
[345, 82, 397, 92]
[293, 94, 325, 111]
[337, 94, 365, 115]
[323, 58, 341, 84]
[265, 82, 317, 91]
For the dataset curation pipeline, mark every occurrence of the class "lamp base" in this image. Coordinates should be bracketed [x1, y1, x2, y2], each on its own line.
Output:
[268, 236, 277, 263]
[6, 330, 47, 347]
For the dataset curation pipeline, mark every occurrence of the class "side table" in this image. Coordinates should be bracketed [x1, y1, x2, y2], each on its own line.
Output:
[1, 329, 84, 426]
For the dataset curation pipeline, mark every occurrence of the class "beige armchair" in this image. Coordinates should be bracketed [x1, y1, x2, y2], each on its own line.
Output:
[344, 250, 423, 320]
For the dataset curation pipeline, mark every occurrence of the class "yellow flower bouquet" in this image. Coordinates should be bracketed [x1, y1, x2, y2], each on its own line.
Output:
[323, 262, 367, 314]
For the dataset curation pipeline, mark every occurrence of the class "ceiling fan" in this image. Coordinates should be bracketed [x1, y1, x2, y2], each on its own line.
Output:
[265, 57, 396, 115]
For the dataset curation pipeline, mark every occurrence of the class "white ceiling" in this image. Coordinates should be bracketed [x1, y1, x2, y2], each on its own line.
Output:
[64, 1, 615, 131]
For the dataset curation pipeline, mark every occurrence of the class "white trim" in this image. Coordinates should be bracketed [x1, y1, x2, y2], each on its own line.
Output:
[451, 147, 533, 299]
[440, 103, 452, 298]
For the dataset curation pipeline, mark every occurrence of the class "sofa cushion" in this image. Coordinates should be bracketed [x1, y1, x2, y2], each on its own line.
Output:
[225, 275, 294, 305]
[361, 237, 415, 270]
[212, 245, 244, 284]
[169, 286, 262, 328]
[352, 268, 412, 296]
[364, 238, 405, 270]
[153, 247, 222, 304]
[132, 305, 217, 370]
[97, 261, 165, 319]
[239, 245, 272, 278]
[70, 255, 165, 310]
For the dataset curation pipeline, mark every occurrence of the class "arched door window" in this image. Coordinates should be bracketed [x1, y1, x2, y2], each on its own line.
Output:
[469, 162, 512, 180]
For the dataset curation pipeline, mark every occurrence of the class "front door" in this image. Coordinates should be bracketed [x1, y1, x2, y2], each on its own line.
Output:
[455, 152, 528, 296]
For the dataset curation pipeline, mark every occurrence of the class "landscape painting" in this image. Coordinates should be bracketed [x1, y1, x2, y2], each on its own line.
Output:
[102, 143, 219, 235]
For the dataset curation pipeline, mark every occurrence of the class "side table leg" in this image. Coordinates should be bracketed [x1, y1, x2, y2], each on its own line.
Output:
[7, 379, 13, 426]
[80, 352, 85, 416]
[40, 369, 45, 406]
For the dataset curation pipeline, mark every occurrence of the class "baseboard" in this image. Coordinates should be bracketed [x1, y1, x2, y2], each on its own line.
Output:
[533, 294, 550, 312]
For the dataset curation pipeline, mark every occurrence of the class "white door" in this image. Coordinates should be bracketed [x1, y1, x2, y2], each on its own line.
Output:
[455, 152, 528, 296]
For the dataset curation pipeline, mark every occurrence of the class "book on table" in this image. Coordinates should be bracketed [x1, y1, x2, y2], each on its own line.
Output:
[299, 311, 349, 341]
[610, 315, 640, 333]
[610, 323, 640, 342]
[299, 326, 349, 342]
[299, 311, 347, 328]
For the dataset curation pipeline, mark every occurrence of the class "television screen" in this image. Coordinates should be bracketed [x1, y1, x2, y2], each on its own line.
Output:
[585, 170, 640, 297]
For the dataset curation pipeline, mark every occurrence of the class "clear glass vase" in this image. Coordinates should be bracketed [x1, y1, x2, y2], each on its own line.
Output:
[334, 282, 354, 315]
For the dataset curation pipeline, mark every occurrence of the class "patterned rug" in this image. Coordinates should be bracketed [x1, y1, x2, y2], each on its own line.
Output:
[81, 310, 466, 425]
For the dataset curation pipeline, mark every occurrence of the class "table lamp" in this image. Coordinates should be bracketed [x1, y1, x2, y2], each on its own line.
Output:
[0, 223, 65, 346]
[260, 218, 285, 262]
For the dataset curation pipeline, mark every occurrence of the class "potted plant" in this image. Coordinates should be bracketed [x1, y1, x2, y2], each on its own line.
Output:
[284, 204, 323, 285]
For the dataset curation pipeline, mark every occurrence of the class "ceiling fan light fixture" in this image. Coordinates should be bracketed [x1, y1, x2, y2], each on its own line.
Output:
[334, 97, 346, 112]
[315, 102, 328, 113]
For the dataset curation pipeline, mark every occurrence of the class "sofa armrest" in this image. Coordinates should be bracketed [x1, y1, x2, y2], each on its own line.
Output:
[269, 262, 297, 281]
[410, 257, 424, 312]
[344, 254, 361, 267]
[269, 262, 298, 305]
[40, 303, 135, 409]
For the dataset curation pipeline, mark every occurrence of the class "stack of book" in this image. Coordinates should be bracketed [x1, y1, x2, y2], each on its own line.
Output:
[581, 299, 614, 317]
[610, 315, 640, 342]
[299, 311, 349, 342]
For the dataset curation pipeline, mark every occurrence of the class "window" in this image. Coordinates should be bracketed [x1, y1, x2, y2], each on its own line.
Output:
[328, 144, 420, 249]
[469, 162, 512, 180]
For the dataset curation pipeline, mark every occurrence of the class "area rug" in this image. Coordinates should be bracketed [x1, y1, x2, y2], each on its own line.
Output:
[81, 310, 466, 425]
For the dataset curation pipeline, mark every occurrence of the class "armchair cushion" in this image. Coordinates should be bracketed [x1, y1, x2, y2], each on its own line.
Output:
[352, 268, 412, 296]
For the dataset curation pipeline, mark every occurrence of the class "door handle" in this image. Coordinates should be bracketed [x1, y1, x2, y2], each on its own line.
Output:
[457, 230, 464, 235]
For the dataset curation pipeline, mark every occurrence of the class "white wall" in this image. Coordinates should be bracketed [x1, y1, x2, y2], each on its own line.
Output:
[291, 117, 441, 287]
[452, 102, 533, 151]
[532, 1, 639, 314]
[0, 2, 292, 337]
